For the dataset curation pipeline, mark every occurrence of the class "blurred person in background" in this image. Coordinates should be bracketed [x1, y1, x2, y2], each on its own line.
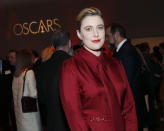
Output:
[150, 46, 163, 106]
[37, 45, 55, 129]
[106, 24, 146, 131]
[12, 49, 42, 131]
[0, 50, 17, 131]
[37, 30, 71, 131]
[159, 42, 164, 121]
[41, 46, 55, 63]
[136, 43, 161, 130]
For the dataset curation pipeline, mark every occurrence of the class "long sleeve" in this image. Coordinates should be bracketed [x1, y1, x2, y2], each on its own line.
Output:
[118, 54, 138, 97]
[119, 61, 138, 131]
[59, 62, 90, 131]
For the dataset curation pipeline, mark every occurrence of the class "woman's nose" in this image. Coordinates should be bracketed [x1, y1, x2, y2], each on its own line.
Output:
[93, 29, 99, 37]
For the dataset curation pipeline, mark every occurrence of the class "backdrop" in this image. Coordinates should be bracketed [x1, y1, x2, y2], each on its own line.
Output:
[0, 0, 164, 58]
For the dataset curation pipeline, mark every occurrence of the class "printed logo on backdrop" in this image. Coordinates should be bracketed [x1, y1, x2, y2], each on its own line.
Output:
[13, 18, 62, 36]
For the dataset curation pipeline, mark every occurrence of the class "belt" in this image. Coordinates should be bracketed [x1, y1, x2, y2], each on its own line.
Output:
[84, 114, 112, 122]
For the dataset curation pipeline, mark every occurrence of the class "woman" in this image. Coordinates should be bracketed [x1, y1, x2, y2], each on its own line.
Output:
[12, 49, 42, 131]
[60, 7, 137, 131]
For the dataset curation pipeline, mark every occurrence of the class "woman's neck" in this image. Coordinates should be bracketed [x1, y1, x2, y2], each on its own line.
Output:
[84, 46, 101, 56]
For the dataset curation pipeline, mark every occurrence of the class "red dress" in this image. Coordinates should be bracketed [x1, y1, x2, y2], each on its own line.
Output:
[60, 48, 138, 131]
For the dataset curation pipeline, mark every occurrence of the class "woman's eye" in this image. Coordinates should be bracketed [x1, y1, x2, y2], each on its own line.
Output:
[85, 27, 92, 31]
[98, 26, 104, 30]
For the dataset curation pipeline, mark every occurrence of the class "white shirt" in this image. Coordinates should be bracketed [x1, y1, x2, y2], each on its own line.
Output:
[116, 39, 127, 52]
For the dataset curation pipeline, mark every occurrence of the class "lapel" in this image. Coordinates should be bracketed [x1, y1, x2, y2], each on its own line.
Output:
[114, 40, 130, 58]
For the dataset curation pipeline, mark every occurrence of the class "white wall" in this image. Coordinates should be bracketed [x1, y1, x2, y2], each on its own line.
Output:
[131, 36, 164, 53]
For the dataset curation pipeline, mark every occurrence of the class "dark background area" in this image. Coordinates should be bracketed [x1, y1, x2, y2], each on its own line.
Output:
[0, 0, 164, 58]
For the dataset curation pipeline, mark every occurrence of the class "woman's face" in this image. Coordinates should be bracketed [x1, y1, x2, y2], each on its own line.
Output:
[77, 15, 105, 53]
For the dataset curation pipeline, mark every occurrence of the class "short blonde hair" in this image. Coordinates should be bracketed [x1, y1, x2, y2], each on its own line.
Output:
[76, 7, 102, 30]
[41, 46, 55, 62]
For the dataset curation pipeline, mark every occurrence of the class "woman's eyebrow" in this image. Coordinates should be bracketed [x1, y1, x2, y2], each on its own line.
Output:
[84, 25, 92, 28]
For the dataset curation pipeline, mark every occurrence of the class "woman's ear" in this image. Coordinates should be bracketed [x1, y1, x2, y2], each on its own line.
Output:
[115, 31, 119, 40]
[68, 40, 72, 49]
[76, 30, 82, 40]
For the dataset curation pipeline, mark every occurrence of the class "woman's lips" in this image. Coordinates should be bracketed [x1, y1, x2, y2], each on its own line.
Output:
[92, 39, 101, 43]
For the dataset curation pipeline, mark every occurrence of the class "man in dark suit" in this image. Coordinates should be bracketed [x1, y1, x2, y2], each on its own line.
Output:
[0, 50, 17, 131]
[37, 30, 71, 131]
[0, 60, 12, 131]
[106, 24, 147, 131]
